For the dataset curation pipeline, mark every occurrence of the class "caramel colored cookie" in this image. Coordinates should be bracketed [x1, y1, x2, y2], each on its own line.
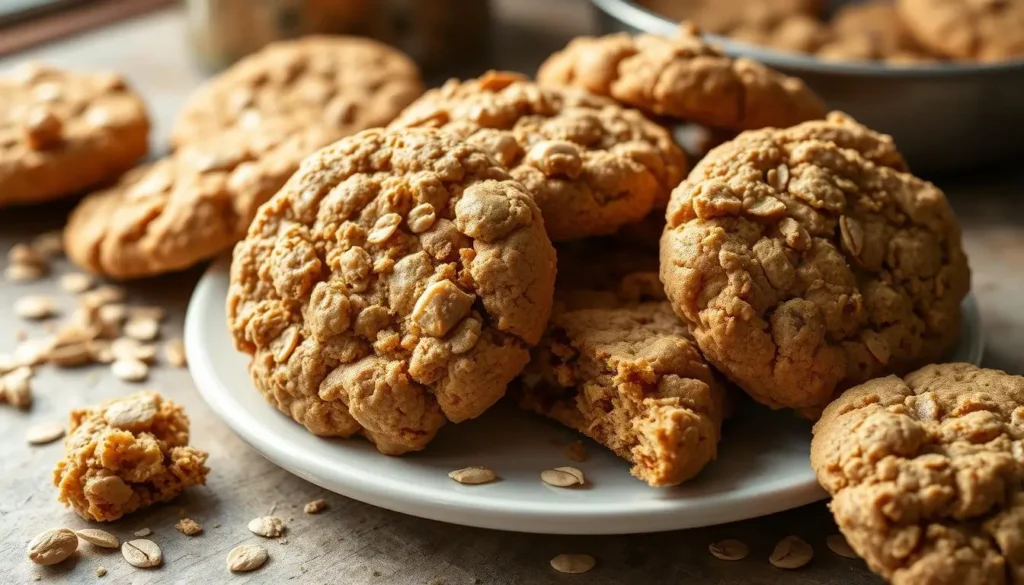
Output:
[537, 26, 826, 131]
[53, 391, 210, 522]
[0, 62, 149, 208]
[660, 113, 970, 413]
[897, 0, 1024, 61]
[64, 121, 337, 278]
[811, 364, 1024, 585]
[638, 0, 824, 36]
[172, 36, 423, 148]
[388, 71, 686, 242]
[520, 300, 726, 487]
[228, 128, 557, 455]
[730, 14, 831, 55]
[817, 0, 935, 63]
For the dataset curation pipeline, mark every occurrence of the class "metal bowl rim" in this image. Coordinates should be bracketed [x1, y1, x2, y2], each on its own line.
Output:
[592, 0, 1024, 78]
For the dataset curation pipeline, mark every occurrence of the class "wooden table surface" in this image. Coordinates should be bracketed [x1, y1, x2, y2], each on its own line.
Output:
[3, 3, 1024, 584]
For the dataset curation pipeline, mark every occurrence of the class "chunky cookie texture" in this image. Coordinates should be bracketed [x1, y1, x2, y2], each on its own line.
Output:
[537, 25, 826, 132]
[897, 0, 1024, 61]
[521, 300, 726, 487]
[53, 391, 209, 522]
[817, 0, 934, 63]
[0, 62, 149, 208]
[389, 71, 686, 242]
[228, 128, 557, 455]
[660, 113, 970, 413]
[172, 36, 424, 148]
[64, 121, 337, 279]
[811, 364, 1024, 585]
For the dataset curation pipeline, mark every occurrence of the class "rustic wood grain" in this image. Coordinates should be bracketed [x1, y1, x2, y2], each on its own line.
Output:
[1, 3, 1019, 584]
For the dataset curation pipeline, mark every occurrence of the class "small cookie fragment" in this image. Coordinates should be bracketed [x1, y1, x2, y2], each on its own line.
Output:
[538, 26, 825, 131]
[121, 539, 162, 568]
[227, 128, 557, 455]
[175, 517, 203, 536]
[770, 536, 813, 569]
[897, 0, 1024, 61]
[389, 71, 686, 241]
[27, 528, 78, 565]
[1, 367, 33, 409]
[549, 553, 596, 574]
[133, 528, 152, 537]
[448, 467, 497, 485]
[227, 544, 268, 573]
[164, 338, 187, 367]
[811, 363, 1024, 585]
[303, 499, 328, 514]
[248, 516, 286, 538]
[53, 391, 210, 522]
[0, 63, 149, 208]
[660, 113, 970, 414]
[95, 567, 107, 577]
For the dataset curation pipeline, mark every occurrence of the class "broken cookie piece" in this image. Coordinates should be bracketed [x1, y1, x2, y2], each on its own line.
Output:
[53, 391, 210, 522]
[811, 363, 1024, 585]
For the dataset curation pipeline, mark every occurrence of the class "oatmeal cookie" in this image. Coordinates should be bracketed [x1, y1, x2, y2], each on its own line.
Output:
[817, 1, 935, 63]
[811, 364, 1024, 585]
[388, 71, 686, 242]
[897, 0, 1024, 61]
[171, 36, 423, 148]
[227, 128, 557, 455]
[537, 25, 826, 132]
[660, 112, 970, 413]
[520, 300, 726, 487]
[64, 121, 337, 279]
[53, 391, 210, 522]
[638, 0, 824, 37]
[0, 62, 149, 208]
[730, 14, 831, 55]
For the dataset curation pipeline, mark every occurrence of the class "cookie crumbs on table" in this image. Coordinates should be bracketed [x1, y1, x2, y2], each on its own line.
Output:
[248, 516, 286, 538]
[176, 518, 203, 536]
[303, 499, 328, 514]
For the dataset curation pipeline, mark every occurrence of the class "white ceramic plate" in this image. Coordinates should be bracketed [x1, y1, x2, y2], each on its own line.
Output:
[185, 258, 985, 535]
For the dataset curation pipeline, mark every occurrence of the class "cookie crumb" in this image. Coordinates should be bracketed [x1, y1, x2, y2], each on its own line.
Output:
[304, 498, 328, 514]
[95, 567, 107, 577]
[164, 338, 187, 367]
[709, 539, 749, 561]
[566, 440, 587, 462]
[448, 467, 497, 485]
[769, 536, 813, 569]
[227, 544, 268, 573]
[549, 553, 596, 574]
[248, 516, 286, 538]
[175, 518, 203, 536]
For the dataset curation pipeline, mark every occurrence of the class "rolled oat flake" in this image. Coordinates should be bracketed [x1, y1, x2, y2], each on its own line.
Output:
[25, 421, 65, 445]
[550, 553, 596, 574]
[540, 466, 585, 487]
[826, 534, 858, 559]
[227, 544, 269, 572]
[769, 535, 813, 569]
[122, 539, 162, 568]
[76, 528, 119, 549]
[448, 466, 497, 485]
[27, 528, 78, 565]
[709, 539, 749, 561]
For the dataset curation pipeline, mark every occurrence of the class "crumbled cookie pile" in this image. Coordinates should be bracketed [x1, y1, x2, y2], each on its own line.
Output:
[53, 391, 210, 522]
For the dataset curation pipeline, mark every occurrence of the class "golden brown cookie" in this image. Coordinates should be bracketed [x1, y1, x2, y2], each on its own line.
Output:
[638, 0, 824, 36]
[520, 299, 727, 487]
[817, 0, 936, 63]
[660, 112, 970, 413]
[730, 13, 831, 54]
[228, 128, 557, 455]
[0, 62, 149, 208]
[53, 391, 210, 522]
[537, 26, 826, 131]
[897, 0, 1024, 61]
[172, 36, 424, 148]
[64, 121, 337, 279]
[811, 364, 1024, 585]
[388, 71, 686, 242]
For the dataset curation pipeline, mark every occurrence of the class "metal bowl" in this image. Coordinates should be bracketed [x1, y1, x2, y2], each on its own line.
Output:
[591, 0, 1024, 174]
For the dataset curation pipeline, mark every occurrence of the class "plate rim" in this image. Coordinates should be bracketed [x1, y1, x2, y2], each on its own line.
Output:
[185, 258, 984, 535]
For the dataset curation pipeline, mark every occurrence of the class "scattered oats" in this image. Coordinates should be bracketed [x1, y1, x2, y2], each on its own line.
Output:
[15, 295, 57, 320]
[770, 536, 813, 569]
[566, 440, 587, 462]
[709, 539, 749, 561]
[95, 567, 107, 577]
[88, 339, 115, 364]
[248, 516, 286, 538]
[124, 318, 160, 341]
[32, 231, 64, 258]
[3, 369, 33, 409]
[164, 338, 187, 367]
[826, 534, 858, 559]
[121, 539, 162, 568]
[60, 272, 94, 293]
[111, 337, 156, 363]
[227, 544, 268, 573]
[80, 285, 125, 309]
[9, 242, 46, 266]
[133, 528, 152, 537]
[15, 337, 54, 366]
[304, 499, 328, 514]
[5, 263, 45, 283]
[549, 553, 595, 574]
[98, 303, 127, 326]
[47, 343, 92, 367]
[129, 306, 165, 322]
[76, 529, 119, 549]
[175, 518, 202, 536]
[27, 528, 78, 565]
[540, 467, 585, 487]
[112, 358, 148, 382]
[26, 422, 64, 445]
[448, 467, 497, 485]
